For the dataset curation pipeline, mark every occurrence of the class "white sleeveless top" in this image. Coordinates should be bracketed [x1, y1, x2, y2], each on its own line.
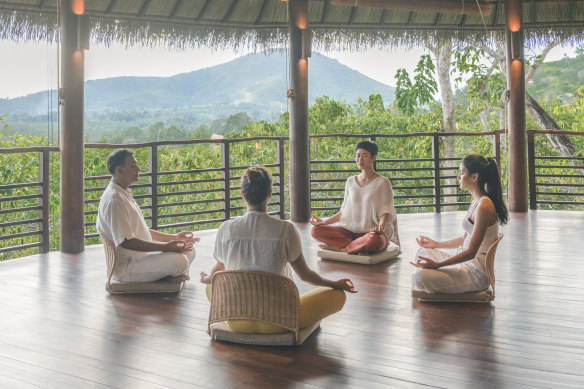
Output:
[462, 197, 499, 268]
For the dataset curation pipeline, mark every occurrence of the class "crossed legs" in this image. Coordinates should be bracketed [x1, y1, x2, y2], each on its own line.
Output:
[116, 249, 196, 283]
[205, 285, 346, 333]
[311, 225, 388, 254]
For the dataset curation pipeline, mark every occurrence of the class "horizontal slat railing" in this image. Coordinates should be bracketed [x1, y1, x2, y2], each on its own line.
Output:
[83, 137, 287, 244]
[1, 130, 510, 259]
[0, 147, 55, 256]
[309, 131, 501, 216]
[527, 129, 584, 210]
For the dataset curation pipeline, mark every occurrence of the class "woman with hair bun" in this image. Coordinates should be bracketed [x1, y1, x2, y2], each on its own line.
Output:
[411, 154, 508, 294]
[201, 166, 355, 334]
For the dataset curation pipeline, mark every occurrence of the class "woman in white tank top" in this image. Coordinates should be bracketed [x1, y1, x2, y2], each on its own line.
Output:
[411, 155, 508, 294]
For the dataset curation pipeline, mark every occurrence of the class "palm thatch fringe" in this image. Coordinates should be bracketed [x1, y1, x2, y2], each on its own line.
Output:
[1, 9, 584, 52]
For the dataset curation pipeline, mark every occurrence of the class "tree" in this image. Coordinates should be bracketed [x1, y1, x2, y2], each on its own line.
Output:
[470, 38, 580, 159]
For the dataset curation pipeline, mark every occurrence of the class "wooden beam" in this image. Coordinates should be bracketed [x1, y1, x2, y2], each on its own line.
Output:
[330, 0, 492, 15]
[59, 0, 86, 253]
[196, 0, 211, 20]
[491, 0, 501, 27]
[320, 0, 329, 24]
[138, 0, 152, 16]
[169, 0, 184, 19]
[222, 0, 239, 22]
[505, 0, 528, 212]
[105, 0, 117, 14]
[255, 0, 269, 24]
[288, 0, 310, 222]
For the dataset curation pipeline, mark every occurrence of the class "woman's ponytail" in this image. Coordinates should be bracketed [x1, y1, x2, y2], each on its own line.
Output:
[462, 155, 509, 225]
[485, 157, 508, 225]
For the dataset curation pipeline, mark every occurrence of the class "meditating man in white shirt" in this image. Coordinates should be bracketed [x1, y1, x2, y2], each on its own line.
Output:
[97, 148, 197, 283]
[310, 140, 397, 255]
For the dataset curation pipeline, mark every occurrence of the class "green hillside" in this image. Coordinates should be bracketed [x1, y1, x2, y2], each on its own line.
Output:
[527, 51, 584, 103]
[0, 51, 396, 139]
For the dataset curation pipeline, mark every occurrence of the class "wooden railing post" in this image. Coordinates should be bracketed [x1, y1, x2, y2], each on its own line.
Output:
[369, 134, 377, 171]
[432, 133, 441, 213]
[527, 130, 537, 210]
[149, 144, 158, 230]
[39, 149, 50, 254]
[495, 130, 502, 172]
[222, 141, 231, 221]
[277, 138, 286, 219]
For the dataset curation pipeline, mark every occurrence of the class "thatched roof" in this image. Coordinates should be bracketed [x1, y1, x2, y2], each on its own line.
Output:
[1, 0, 584, 51]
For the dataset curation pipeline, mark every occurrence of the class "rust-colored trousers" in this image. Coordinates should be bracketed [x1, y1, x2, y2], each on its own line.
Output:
[311, 225, 388, 254]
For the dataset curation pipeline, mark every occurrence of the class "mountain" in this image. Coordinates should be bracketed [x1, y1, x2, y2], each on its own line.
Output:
[0, 52, 396, 124]
[527, 53, 584, 103]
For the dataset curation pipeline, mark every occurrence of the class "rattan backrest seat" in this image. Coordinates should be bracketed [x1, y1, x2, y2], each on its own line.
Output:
[208, 270, 300, 340]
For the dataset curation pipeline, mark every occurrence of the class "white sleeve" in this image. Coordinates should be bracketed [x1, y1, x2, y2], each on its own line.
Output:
[213, 224, 225, 264]
[376, 179, 396, 223]
[104, 199, 135, 247]
[286, 223, 303, 263]
[339, 178, 351, 214]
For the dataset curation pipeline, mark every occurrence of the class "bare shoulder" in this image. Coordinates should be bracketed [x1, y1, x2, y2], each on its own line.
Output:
[476, 197, 497, 223]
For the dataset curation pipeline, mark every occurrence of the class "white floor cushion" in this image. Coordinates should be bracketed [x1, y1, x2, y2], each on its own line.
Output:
[317, 243, 400, 264]
[209, 321, 320, 346]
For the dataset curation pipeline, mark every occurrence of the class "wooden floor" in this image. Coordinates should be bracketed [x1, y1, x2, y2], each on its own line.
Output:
[1, 211, 583, 388]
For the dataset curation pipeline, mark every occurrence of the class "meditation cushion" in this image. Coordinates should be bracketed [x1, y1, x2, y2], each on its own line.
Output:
[209, 321, 321, 346]
[107, 279, 184, 294]
[318, 242, 400, 264]
[411, 286, 494, 302]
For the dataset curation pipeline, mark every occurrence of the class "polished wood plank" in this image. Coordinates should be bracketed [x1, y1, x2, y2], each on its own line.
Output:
[1, 211, 583, 388]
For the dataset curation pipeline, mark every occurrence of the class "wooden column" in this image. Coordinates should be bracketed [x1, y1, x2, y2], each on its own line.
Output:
[288, 0, 310, 222]
[59, 0, 86, 253]
[505, 0, 528, 212]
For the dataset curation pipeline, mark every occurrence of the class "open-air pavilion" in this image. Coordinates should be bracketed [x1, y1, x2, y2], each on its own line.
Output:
[1, 0, 584, 387]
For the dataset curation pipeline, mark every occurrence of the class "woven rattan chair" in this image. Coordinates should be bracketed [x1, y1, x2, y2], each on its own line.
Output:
[208, 270, 320, 346]
[99, 234, 183, 294]
[412, 234, 503, 302]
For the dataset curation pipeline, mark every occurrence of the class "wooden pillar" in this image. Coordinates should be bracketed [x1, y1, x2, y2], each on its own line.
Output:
[505, 0, 528, 212]
[59, 0, 86, 253]
[288, 0, 311, 222]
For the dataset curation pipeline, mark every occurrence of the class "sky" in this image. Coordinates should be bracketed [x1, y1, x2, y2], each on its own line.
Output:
[0, 39, 577, 99]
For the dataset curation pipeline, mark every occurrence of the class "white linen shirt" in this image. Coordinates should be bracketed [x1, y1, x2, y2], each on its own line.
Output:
[96, 180, 152, 261]
[339, 176, 396, 236]
[213, 211, 302, 279]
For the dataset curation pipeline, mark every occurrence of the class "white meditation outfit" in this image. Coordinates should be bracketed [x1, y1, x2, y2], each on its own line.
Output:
[339, 176, 396, 239]
[411, 199, 498, 294]
[97, 180, 195, 282]
[213, 211, 302, 279]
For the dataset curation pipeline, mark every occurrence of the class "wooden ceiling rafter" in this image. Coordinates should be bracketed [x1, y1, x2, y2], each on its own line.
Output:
[105, 0, 117, 15]
[348, 3, 357, 24]
[491, 0, 501, 27]
[195, 0, 212, 21]
[320, 0, 329, 24]
[169, 0, 184, 19]
[137, 0, 152, 17]
[378, 9, 386, 24]
[329, 0, 493, 16]
[459, 13, 467, 27]
[255, 0, 269, 24]
[222, 0, 239, 23]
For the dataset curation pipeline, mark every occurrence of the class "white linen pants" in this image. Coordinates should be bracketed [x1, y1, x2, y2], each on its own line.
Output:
[114, 248, 196, 282]
[411, 248, 489, 294]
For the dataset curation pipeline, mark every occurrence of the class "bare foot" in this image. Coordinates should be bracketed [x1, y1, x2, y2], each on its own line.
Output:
[164, 274, 190, 283]
[319, 244, 338, 251]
